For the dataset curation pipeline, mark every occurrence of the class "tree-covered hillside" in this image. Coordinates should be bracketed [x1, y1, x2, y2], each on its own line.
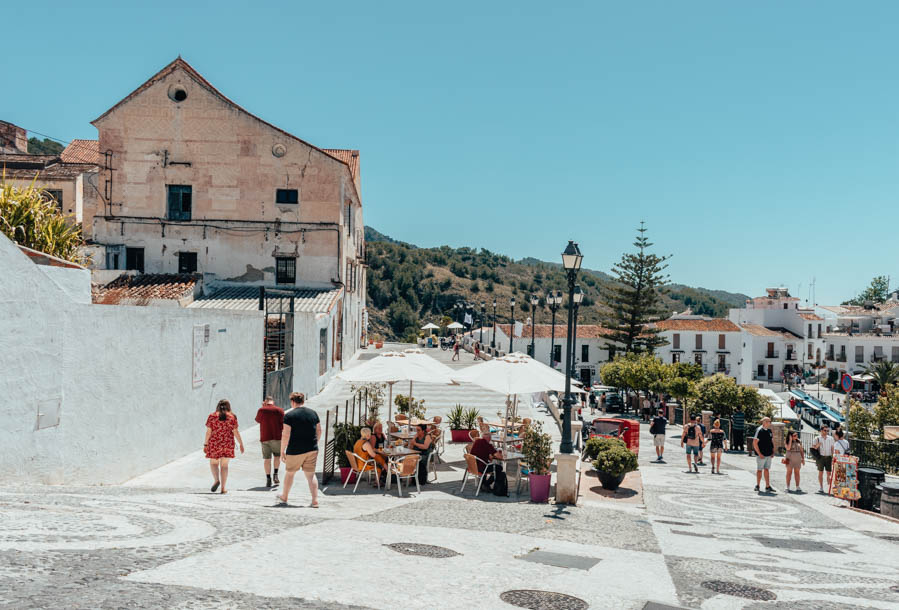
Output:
[364, 227, 749, 341]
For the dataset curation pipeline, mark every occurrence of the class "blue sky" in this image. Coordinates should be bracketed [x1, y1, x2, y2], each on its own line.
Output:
[6, 1, 898, 305]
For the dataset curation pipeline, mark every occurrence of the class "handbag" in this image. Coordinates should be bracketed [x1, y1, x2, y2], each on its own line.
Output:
[810, 446, 820, 459]
[781, 457, 789, 465]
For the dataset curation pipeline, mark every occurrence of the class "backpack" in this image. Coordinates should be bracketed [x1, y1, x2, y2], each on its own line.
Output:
[649, 420, 658, 435]
[686, 424, 696, 440]
[492, 470, 509, 496]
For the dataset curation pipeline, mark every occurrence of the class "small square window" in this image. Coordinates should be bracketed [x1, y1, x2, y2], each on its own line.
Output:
[276, 189, 298, 204]
[126, 247, 144, 272]
[167, 185, 192, 221]
[276, 257, 296, 284]
[46, 190, 64, 211]
[178, 252, 197, 274]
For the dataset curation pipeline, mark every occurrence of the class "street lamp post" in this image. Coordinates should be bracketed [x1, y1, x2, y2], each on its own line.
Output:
[560, 241, 583, 455]
[480, 302, 486, 345]
[570, 285, 584, 381]
[508, 297, 516, 354]
[467, 302, 474, 338]
[529, 294, 539, 358]
[491, 299, 497, 349]
[548, 290, 561, 368]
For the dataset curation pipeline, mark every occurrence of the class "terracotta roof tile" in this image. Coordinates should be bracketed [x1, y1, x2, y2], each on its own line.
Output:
[322, 149, 360, 187]
[653, 318, 741, 332]
[799, 313, 823, 321]
[495, 324, 613, 339]
[740, 324, 802, 339]
[60, 139, 101, 165]
[92, 274, 199, 305]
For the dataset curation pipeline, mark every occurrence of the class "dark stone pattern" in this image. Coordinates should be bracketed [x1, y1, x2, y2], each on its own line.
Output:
[518, 550, 601, 571]
[701, 580, 776, 601]
[499, 590, 589, 610]
[752, 536, 841, 553]
[383, 542, 460, 558]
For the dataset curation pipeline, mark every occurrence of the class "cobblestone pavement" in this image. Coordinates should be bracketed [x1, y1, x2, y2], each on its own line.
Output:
[3, 350, 898, 608]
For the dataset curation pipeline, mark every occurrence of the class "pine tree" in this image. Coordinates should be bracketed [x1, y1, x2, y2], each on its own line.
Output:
[602, 222, 670, 353]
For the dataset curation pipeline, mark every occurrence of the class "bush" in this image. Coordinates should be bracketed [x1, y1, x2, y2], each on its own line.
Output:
[592, 445, 638, 477]
[394, 394, 426, 420]
[463, 407, 480, 430]
[583, 437, 626, 460]
[334, 423, 362, 468]
[448, 404, 467, 430]
[522, 421, 553, 475]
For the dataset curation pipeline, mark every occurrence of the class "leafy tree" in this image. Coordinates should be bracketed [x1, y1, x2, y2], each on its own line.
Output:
[693, 374, 771, 421]
[862, 360, 899, 390]
[671, 361, 703, 382]
[667, 376, 696, 412]
[843, 275, 891, 305]
[874, 386, 899, 440]
[27, 137, 64, 155]
[601, 222, 671, 353]
[1, 177, 85, 264]
[387, 300, 418, 338]
[847, 400, 876, 441]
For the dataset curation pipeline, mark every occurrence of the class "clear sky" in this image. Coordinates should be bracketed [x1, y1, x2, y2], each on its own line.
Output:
[6, 1, 897, 305]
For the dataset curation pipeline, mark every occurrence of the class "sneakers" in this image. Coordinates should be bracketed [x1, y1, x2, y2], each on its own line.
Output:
[273, 472, 280, 486]
[795, 487, 802, 493]
[754, 485, 760, 492]
[266, 475, 272, 488]
[766, 486, 775, 493]
[693, 464, 699, 473]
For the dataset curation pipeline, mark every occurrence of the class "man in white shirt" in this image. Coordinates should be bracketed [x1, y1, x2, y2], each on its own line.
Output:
[811, 425, 835, 494]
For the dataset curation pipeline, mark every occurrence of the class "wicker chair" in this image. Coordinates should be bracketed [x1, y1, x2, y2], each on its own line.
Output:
[343, 450, 380, 493]
[390, 454, 421, 497]
[460, 453, 490, 496]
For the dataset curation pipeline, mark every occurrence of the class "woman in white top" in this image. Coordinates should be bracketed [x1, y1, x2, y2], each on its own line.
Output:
[833, 429, 850, 456]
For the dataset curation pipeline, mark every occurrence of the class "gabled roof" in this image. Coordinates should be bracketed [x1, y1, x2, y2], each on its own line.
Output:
[92, 273, 199, 305]
[322, 148, 360, 189]
[653, 318, 741, 332]
[61, 139, 100, 165]
[798, 312, 823, 321]
[91, 57, 361, 203]
[741, 324, 802, 339]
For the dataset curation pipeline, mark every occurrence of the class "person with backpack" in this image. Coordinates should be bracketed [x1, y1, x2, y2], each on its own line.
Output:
[650, 408, 668, 462]
[752, 417, 776, 493]
[833, 429, 850, 456]
[680, 414, 704, 473]
[696, 418, 708, 465]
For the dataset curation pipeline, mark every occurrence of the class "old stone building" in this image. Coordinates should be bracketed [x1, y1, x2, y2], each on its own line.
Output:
[83, 57, 366, 400]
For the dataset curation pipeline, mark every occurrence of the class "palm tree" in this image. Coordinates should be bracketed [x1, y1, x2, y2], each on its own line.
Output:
[861, 360, 899, 391]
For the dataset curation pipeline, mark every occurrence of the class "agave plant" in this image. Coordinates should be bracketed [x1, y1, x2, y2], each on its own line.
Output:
[0, 172, 86, 265]
[862, 360, 899, 391]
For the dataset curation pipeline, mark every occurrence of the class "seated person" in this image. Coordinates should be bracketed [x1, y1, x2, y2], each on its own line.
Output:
[428, 416, 443, 442]
[409, 424, 433, 484]
[371, 421, 387, 450]
[470, 431, 503, 479]
[353, 428, 387, 480]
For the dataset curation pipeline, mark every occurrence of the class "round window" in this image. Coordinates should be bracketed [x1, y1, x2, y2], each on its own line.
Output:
[167, 85, 188, 102]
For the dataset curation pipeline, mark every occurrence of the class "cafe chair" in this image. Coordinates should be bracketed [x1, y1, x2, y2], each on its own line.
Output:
[391, 454, 421, 497]
[460, 453, 490, 497]
[344, 450, 380, 493]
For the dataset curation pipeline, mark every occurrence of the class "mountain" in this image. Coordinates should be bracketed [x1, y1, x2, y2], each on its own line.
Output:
[363, 226, 749, 341]
[27, 137, 64, 155]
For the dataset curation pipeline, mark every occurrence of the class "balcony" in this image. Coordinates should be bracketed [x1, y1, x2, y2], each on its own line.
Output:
[872, 355, 885, 362]
[785, 352, 798, 361]
[764, 351, 779, 359]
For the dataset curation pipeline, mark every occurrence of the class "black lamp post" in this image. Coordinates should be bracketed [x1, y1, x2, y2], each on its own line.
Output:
[508, 297, 516, 353]
[491, 298, 497, 348]
[560, 240, 583, 455]
[547, 290, 562, 368]
[467, 302, 474, 338]
[570, 285, 584, 379]
[529, 294, 539, 358]
[480, 302, 486, 345]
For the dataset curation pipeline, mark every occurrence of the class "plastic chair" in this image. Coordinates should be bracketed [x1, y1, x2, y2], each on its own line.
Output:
[390, 454, 421, 497]
[343, 450, 380, 493]
[426, 449, 440, 482]
[460, 453, 490, 496]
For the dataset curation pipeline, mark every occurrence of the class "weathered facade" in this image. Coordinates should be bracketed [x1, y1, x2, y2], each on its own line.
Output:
[85, 57, 367, 398]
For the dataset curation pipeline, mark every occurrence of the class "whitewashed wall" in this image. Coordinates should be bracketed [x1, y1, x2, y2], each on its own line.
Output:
[0, 235, 263, 485]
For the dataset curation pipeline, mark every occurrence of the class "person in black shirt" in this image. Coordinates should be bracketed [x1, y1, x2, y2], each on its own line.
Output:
[650, 408, 668, 462]
[752, 417, 775, 493]
[732, 408, 746, 452]
[277, 392, 322, 507]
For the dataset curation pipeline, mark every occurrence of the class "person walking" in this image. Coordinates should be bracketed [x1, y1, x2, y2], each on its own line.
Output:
[833, 429, 850, 456]
[707, 419, 727, 474]
[452, 340, 460, 361]
[732, 407, 746, 452]
[752, 417, 775, 493]
[696, 418, 708, 465]
[204, 399, 244, 494]
[255, 396, 285, 488]
[784, 430, 805, 492]
[680, 414, 704, 473]
[473, 343, 481, 361]
[277, 392, 321, 508]
[811, 425, 834, 494]
[650, 408, 668, 462]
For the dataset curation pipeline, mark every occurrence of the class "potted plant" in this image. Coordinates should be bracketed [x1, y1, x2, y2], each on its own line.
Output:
[373, 334, 383, 349]
[448, 404, 472, 442]
[592, 439, 638, 490]
[334, 422, 362, 484]
[521, 421, 553, 503]
[583, 436, 624, 461]
[463, 407, 480, 435]
[394, 394, 426, 420]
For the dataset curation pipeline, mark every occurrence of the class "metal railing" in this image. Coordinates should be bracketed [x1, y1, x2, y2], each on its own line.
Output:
[836, 355, 847, 362]
[850, 438, 899, 475]
[764, 351, 780, 359]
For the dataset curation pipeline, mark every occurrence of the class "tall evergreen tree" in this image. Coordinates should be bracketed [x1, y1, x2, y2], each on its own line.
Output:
[602, 222, 670, 353]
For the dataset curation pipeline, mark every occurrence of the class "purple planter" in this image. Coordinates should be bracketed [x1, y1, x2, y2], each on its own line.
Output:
[340, 467, 357, 484]
[528, 473, 552, 503]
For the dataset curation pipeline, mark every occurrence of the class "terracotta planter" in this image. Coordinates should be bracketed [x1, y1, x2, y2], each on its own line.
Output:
[528, 473, 552, 503]
[375, 342, 383, 349]
[597, 470, 625, 490]
[450, 429, 474, 443]
[339, 467, 356, 484]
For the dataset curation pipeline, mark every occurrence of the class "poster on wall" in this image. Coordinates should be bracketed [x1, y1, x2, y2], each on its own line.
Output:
[830, 454, 860, 501]
[192, 325, 206, 388]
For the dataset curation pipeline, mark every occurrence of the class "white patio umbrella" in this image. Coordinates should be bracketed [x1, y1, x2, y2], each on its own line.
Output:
[453, 352, 585, 444]
[420, 322, 440, 334]
[336, 349, 457, 421]
[447, 322, 464, 330]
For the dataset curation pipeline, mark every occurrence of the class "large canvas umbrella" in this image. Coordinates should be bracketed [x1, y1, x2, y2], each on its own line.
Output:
[337, 349, 456, 421]
[447, 322, 464, 330]
[453, 352, 584, 444]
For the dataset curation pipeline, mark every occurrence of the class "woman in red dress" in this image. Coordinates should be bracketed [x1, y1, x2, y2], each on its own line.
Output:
[204, 399, 244, 494]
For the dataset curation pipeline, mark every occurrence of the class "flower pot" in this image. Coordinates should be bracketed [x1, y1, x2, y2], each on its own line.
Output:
[597, 470, 626, 490]
[375, 342, 383, 349]
[339, 467, 357, 484]
[450, 429, 473, 443]
[528, 473, 552, 503]
[368, 339, 373, 345]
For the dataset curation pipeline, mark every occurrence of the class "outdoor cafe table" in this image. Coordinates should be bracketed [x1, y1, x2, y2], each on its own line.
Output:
[389, 431, 416, 441]
[493, 451, 525, 495]
[378, 446, 418, 490]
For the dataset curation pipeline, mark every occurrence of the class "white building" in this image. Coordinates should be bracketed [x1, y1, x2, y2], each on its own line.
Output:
[651, 316, 743, 381]
[820, 303, 899, 377]
[489, 324, 620, 386]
